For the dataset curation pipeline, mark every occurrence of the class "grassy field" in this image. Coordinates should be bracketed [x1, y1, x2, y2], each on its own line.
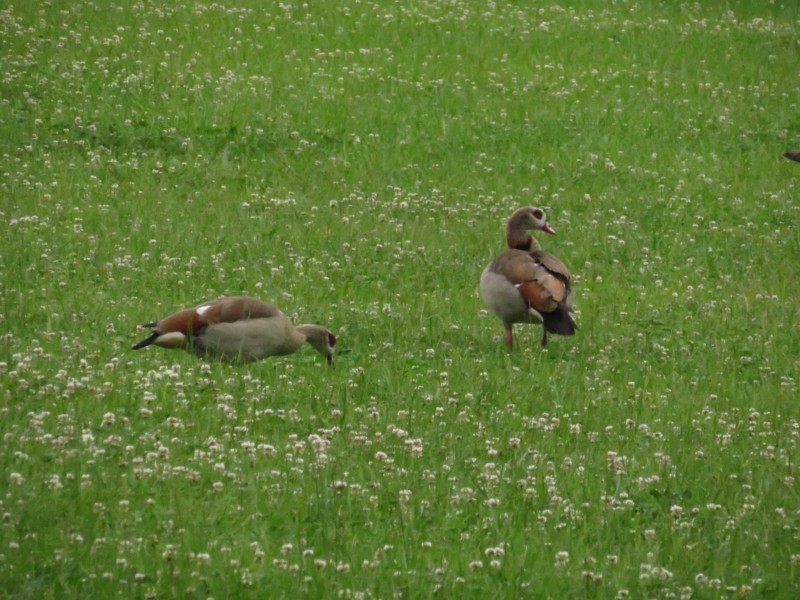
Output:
[2, 0, 800, 598]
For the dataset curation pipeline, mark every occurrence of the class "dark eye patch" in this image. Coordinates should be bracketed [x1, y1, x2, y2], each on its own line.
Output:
[328, 332, 337, 347]
[532, 208, 544, 219]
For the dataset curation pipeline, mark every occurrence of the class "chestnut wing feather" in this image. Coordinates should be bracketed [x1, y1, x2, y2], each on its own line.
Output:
[153, 296, 280, 336]
[488, 251, 560, 313]
[155, 308, 208, 335]
[517, 281, 557, 313]
[530, 251, 571, 283]
[199, 296, 280, 324]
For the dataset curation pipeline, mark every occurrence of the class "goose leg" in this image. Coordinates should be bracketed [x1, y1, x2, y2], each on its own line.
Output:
[541, 329, 549, 348]
[505, 327, 514, 350]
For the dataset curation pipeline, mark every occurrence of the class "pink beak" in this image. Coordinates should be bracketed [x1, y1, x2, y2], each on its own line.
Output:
[543, 224, 556, 235]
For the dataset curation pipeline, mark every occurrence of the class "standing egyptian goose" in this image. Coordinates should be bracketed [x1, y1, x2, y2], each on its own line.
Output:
[133, 296, 336, 365]
[480, 207, 576, 349]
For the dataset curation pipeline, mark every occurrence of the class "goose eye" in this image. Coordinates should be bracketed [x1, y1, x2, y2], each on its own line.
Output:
[532, 208, 544, 220]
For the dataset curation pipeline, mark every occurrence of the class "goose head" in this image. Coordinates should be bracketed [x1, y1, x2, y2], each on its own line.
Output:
[297, 324, 337, 367]
[506, 206, 556, 251]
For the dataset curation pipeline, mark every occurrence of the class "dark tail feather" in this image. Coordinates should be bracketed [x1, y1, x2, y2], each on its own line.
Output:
[542, 308, 576, 336]
[783, 150, 800, 163]
[132, 331, 159, 350]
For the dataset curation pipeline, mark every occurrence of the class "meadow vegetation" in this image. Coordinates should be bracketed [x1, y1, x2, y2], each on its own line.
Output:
[1, 0, 799, 598]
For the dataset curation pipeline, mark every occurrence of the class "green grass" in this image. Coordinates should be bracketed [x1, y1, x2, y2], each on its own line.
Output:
[2, 0, 800, 598]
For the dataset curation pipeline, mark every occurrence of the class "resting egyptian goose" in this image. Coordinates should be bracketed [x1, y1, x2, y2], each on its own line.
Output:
[480, 207, 576, 349]
[132, 296, 336, 365]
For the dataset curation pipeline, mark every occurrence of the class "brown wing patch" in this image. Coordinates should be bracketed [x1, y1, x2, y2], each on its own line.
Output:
[532, 268, 567, 303]
[488, 250, 572, 314]
[156, 308, 208, 335]
[153, 296, 279, 336]
[197, 296, 279, 325]
[518, 282, 557, 313]
[531, 251, 571, 281]
[489, 251, 539, 284]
